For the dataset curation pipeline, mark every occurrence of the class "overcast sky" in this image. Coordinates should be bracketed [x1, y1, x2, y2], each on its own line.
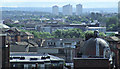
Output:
[1, 0, 119, 8]
[2, 0, 119, 2]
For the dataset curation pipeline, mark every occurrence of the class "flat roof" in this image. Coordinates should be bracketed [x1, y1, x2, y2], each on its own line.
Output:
[88, 27, 106, 29]
[74, 58, 109, 60]
[10, 53, 64, 63]
[0, 23, 10, 28]
[0, 34, 7, 36]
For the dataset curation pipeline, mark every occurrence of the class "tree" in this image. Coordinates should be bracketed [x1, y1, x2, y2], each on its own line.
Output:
[21, 30, 52, 38]
[85, 31, 106, 40]
[52, 28, 84, 38]
[85, 31, 94, 40]
[99, 32, 106, 37]
[106, 16, 118, 31]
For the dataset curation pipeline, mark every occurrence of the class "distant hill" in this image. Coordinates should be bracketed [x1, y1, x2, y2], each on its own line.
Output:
[2, 7, 118, 13]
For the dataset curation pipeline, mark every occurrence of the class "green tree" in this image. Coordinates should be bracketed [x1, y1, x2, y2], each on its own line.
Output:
[85, 31, 106, 40]
[99, 32, 106, 37]
[52, 28, 84, 38]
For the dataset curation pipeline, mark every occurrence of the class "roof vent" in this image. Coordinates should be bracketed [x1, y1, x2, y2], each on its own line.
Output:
[46, 56, 50, 59]
[13, 57, 20, 59]
[41, 57, 46, 60]
[30, 58, 38, 60]
[20, 57, 25, 60]
[10, 57, 13, 60]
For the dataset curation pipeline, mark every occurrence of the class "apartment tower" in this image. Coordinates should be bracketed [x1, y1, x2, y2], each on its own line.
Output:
[52, 5, 59, 15]
[63, 4, 72, 15]
[76, 4, 82, 15]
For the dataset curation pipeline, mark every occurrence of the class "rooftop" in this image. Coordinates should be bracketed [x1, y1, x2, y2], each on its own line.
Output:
[0, 23, 10, 29]
[10, 52, 64, 62]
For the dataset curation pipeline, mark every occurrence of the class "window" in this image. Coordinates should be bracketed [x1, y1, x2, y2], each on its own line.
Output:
[64, 43, 72, 45]
[54, 42, 56, 45]
[60, 43, 63, 45]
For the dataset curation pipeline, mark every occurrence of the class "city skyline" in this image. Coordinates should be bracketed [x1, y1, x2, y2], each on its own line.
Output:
[52, 4, 83, 15]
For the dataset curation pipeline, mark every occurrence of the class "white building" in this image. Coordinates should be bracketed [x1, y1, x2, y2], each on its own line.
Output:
[86, 27, 106, 33]
[36, 24, 87, 33]
[63, 4, 72, 15]
[10, 52, 64, 69]
[36, 24, 99, 33]
[52, 5, 59, 15]
[76, 4, 82, 15]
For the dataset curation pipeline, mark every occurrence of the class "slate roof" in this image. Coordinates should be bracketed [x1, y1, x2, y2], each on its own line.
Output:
[10, 41, 38, 52]
[6, 27, 20, 32]
[21, 32, 33, 36]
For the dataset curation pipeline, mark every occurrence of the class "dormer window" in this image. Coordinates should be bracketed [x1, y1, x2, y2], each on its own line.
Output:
[54, 42, 55, 45]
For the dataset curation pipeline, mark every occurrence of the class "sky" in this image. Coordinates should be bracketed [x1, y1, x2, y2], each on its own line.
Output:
[1, 0, 119, 8]
[2, 0, 119, 2]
